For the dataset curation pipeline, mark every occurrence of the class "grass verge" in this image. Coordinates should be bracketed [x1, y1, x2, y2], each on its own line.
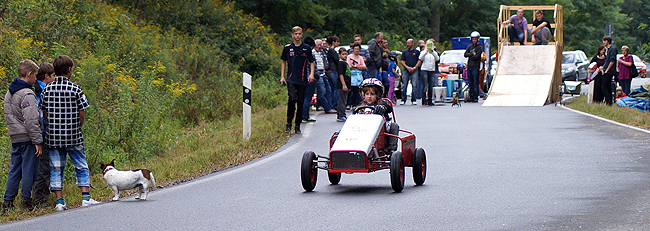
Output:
[566, 95, 650, 129]
[0, 106, 288, 223]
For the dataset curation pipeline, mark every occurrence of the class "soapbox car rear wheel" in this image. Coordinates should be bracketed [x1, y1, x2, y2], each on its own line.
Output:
[412, 148, 426, 185]
[301, 151, 318, 192]
[390, 151, 405, 192]
[328, 172, 341, 185]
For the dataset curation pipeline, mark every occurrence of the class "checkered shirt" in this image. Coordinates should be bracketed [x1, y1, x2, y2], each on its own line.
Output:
[40, 76, 89, 148]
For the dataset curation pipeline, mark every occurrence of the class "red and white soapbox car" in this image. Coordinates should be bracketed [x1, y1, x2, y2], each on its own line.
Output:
[300, 106, 427, 192]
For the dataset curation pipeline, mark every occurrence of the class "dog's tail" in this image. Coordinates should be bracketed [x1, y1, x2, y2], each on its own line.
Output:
[150, 172, 157, 189]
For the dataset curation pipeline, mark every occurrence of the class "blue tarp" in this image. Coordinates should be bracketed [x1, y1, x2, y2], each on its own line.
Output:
[616, 87, 650, 112]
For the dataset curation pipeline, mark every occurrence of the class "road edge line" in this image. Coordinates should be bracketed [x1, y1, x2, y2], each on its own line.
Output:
[559, 104, 650, 135]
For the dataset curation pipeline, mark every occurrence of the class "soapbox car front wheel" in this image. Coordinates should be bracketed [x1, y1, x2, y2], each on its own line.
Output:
[301, 151, 318, 192]
[390, 151, 405, 192]
[412, 148, 426, 185]
[328, 172, 341, 185]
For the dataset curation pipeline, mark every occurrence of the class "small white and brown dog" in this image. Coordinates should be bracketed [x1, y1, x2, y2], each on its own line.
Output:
[451, 92, 461, 107]
[99, 159, 156, 201]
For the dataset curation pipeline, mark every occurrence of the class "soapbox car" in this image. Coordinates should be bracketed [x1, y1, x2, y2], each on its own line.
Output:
[300, 106, 427, 193]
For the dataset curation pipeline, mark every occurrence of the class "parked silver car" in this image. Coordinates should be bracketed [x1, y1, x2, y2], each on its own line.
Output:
[561, 50, 589, 82]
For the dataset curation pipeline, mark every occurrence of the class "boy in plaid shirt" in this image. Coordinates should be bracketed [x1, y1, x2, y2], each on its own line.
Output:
[41, 55, 99, 211]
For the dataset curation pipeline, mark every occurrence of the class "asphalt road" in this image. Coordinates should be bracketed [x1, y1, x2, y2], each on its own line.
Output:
[3, 100, 650, 230]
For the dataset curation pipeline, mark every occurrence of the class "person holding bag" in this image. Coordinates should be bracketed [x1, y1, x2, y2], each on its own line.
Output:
[617, 46, 635, 95]
[589, 45, 607, 103]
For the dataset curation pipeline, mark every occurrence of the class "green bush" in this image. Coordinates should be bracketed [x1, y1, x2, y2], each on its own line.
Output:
[0, 0, 284, 188]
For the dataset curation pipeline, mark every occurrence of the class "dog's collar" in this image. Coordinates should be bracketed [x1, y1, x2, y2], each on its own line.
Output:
[103, 166, 115, 175]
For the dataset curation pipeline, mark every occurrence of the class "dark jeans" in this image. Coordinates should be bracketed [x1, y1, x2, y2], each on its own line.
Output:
[327, 71, 339, 109]
[421, 70, 438, 102]
[368, 65, 380, 79]
[302, 81, 316, 120]
[401, 69, 419, 102]
[302, 73, 334, 119]
[348, 86, 361, 107]
[509, 25, 525, 45]
[4, 143, 39, 203]
[601, 73, 614, 105]
[32, 145, 50, 204]
[287, 83, 306, 126]
[467, 68, 480, 101]
[619, 78, 632, 95]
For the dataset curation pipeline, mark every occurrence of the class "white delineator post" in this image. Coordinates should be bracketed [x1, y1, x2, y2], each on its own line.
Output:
[243, 73, 252, 141]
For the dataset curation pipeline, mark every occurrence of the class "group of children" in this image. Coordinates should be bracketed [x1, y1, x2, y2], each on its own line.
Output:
[3, 55, 99, 212]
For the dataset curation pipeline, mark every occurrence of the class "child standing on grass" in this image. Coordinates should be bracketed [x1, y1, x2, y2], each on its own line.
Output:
[32, 62, 56, 205]
[41, 55, 100, 211]
[356, 78, 399, 153]
[336, 48, 351, 122]
[2, 60, 43, 211]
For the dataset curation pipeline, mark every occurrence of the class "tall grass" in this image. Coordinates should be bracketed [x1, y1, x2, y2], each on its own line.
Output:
[567, 95, 650, 129]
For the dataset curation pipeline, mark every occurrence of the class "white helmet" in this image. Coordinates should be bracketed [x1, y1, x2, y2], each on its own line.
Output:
[470, 31, 480, 38]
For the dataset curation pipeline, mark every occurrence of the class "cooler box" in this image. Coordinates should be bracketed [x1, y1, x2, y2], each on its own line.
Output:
[433, 87, 446, 102]
[442, 79, 463, 98]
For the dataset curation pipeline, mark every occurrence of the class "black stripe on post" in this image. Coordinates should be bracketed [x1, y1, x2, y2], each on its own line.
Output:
[243, 86, 251, 106]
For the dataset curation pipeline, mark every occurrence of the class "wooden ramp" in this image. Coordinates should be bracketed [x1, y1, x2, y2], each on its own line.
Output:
[482, 45, 560, 106]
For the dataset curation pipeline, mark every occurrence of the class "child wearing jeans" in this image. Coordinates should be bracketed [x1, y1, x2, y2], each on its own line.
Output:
[355, 78, 399, 153]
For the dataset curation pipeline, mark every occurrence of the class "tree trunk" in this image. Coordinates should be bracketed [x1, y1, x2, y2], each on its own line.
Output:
[429, 9, 440, 42]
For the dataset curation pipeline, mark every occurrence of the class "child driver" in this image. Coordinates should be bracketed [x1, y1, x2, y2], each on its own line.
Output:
[356, 78, 399, 153]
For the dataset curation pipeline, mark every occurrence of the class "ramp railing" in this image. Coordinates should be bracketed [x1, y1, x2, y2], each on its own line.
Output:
[495, 5, 563, 104]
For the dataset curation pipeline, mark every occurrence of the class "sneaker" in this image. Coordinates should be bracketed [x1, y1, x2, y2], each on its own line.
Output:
[325, 109, 337, 114]
[400, 101, 405, 105]
[82, 198, 100, 207]
[412, 101, 418, 105]
[285, 123, 292, 132]
[302, 118, 316, 123]
[55, 203, 67, 211]
[2, 201, 13, 213]
[336, 117, 347, 122]
[294, 127, 302, 134]
[22, 199, 34, 210]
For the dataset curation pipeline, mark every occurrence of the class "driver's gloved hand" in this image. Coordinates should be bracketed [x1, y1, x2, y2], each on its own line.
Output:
[374, 105, 386, 115]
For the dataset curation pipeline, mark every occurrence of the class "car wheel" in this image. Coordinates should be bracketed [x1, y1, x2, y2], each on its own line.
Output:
[412, 148, 427, 185]
[301, 151, 318, 192]
[390, 151, 405, 192]
[328, 172, 341, 185]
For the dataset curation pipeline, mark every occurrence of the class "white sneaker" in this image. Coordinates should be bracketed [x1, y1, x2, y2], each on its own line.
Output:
[400, 101, 405, 105]
[412, 101, 418, 105]
[55, 203, 67, 211]
[82, 198, 101, 207]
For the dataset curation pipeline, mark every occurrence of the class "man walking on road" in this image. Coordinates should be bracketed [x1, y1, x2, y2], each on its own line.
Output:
[280, 26, 316, 134]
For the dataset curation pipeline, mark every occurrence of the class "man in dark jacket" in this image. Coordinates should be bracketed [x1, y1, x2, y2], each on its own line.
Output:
[367, 32, 384, 79]
[464, 31, 483, 102]
[602, 36, 618, 105]
[2, 60, 43, 211]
